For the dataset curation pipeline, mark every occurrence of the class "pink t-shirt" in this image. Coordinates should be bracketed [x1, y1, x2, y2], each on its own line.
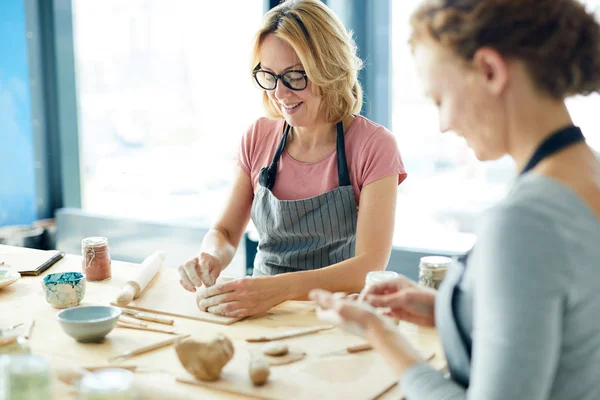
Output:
[236, 115, 407, 206]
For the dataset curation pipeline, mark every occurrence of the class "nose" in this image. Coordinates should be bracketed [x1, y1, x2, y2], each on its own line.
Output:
[273, 79, 292, 100]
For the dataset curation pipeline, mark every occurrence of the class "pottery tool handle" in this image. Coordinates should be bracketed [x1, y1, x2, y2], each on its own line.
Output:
[116, 322, 177, 335]
[245, 325, 333, 343]
[109, 334, 190, 362]
[115, 251, 165, 306]
[347, 343, 373, 353]
[128, 310, 175, 325]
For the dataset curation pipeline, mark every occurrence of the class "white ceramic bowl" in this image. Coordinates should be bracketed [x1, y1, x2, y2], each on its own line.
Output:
[56, 305, 121, 343]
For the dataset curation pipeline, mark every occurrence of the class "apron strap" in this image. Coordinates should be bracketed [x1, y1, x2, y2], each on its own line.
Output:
[336, 121, 351, 187]
[258, 123, 292, 190]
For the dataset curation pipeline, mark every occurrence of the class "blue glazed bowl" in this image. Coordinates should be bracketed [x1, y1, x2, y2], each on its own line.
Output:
[57, 305, 121, 343]
[41, 272, 86, 309]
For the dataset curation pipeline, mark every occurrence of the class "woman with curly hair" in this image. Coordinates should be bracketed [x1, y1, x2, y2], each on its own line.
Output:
[312, 0, 600, 398]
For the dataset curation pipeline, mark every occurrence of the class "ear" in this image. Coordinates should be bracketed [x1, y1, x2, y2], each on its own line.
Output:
[472, 47, 509, 95]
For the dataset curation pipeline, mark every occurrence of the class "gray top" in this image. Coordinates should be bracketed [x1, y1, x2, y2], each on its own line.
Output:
[402, 173, 600, 399]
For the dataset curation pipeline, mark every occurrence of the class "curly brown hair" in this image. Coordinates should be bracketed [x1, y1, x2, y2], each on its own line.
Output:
[410, 0, 600, 99]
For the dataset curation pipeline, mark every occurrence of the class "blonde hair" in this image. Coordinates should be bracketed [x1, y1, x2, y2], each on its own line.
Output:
[250, 0, 363, 123]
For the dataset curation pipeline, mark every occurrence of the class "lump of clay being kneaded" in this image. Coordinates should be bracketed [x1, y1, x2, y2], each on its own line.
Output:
[249, 357, 270, 386]
[175, 334, 234, 381]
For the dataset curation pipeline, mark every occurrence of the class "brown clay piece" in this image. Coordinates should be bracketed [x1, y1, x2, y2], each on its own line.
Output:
[175, 334, 234, 381]
[262, 342, 289, 357]
[249, 357, 270, 386]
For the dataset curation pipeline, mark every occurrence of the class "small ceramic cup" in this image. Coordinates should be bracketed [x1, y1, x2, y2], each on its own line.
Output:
[41, 272, 86, 308]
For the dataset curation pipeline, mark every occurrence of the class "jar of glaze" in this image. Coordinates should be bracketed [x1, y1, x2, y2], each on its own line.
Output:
[81, 237, 112, 281]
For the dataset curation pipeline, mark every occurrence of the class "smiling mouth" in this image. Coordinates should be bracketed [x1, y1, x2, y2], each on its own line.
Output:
[281, 102, 303, 111]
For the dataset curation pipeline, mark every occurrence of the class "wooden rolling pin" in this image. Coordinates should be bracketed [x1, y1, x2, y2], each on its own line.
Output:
[115, 251, 165, 306]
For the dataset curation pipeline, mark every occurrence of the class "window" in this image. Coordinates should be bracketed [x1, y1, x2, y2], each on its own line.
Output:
[391, 0, 600, 241]
[72, 0, 264, 224]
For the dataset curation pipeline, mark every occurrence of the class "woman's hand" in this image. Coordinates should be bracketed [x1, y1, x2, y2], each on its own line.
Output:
[363, 276, 437, 327]
[310, 289, 423, 375]
[177, 252, 224, 292]
[196, 276, 289, 318]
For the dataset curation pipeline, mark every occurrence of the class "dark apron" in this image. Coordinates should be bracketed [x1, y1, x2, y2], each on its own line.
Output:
[250, 121, 358, 276]
[437, 125, 586, 387]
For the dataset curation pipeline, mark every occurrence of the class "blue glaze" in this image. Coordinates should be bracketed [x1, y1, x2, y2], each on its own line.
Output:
[41, 272, 86, 308]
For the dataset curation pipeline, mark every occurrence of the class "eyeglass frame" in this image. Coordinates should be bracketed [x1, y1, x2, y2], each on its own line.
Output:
[252, 69, 308, 91]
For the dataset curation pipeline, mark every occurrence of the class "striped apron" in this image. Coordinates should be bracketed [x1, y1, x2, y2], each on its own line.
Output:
[250, 121, 357, 276]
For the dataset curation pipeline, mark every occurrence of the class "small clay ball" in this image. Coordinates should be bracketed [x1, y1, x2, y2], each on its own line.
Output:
[249, 358, 270, 386]
[262, 342, 289, 357]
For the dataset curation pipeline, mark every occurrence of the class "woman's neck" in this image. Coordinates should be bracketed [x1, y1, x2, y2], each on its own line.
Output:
[508, 99, 574, 172]
[290, 115, 354, 150]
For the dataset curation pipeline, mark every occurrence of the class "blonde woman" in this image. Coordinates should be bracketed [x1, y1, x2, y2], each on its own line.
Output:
[311, 0, 600, 398]
[177, 0, 406, 317]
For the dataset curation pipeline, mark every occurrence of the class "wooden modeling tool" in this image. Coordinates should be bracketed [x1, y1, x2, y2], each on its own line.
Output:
[115, 251, 165, 306]
[108, 334, 190, 363]
[245, 325, 334, 343]
[118, 307, 175, 325]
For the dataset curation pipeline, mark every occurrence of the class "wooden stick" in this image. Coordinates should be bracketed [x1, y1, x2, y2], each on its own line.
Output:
[116, 307, 175, 325]
[347, 343, 373, 353]
[116, 322, 177, 335]
[119, 316, 148, 327]
[245, 325, 334, 343]
[108, 334, 190, 363]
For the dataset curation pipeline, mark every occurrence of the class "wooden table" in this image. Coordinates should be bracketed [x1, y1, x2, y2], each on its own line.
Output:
[0, 244, 444, 399]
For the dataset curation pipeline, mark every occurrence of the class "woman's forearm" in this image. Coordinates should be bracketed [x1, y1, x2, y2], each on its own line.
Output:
[279, 253, 389, 300]
[367, 320, 423, 376]
[200, 228, 237, 271]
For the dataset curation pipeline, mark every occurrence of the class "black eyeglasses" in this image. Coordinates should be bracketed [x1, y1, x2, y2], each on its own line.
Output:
[253, 70, 308, 91]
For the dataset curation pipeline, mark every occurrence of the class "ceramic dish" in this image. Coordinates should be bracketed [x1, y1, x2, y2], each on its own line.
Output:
[56, 305, 121, 343]
[0, 269, 20, 289]
[41, 272, 86, 308]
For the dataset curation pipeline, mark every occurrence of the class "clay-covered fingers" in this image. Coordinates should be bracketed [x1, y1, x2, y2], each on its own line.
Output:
[309, 289, 335, 309]
[177, 261, 197, 292]
[197, 252, 220, 287]
[197, 293, 235, 311]
[206, 301, 245, 317]
[362, 275, 416, 297]
[369, 288, 436, 327]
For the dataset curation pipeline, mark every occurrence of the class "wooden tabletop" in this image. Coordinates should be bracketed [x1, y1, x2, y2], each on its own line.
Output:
[0, 244, 444, 399]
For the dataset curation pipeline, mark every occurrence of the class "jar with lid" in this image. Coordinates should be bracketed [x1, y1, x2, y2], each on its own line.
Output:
[0, 354, 51, 400]
[0, 332, 30, 356]
[78, 368, 137, 400]
[81, 237, 112, 281]
[418, 256, 452, 290]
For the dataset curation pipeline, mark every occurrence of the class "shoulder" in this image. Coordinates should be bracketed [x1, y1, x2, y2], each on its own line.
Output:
[347, 115, 397, 146]
[244, 117, 285, 141]
[473, 175, 574, 282]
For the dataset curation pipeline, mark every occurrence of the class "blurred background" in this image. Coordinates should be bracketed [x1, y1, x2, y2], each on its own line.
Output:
[1, 0, 599, 279]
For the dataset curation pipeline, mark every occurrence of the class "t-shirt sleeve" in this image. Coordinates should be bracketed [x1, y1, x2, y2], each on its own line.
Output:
[401, 204, 567, 400]
[358, 127, 407, 188]
[235, 121, 256, 177]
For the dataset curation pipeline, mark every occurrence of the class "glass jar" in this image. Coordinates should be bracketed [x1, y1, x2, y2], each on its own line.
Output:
[418, 256, 452, 290]
[0, 334, 30, 355]
[78, 368, 137, 400]
[82, 237, 112, 281]
[0, 354, 51, 400]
